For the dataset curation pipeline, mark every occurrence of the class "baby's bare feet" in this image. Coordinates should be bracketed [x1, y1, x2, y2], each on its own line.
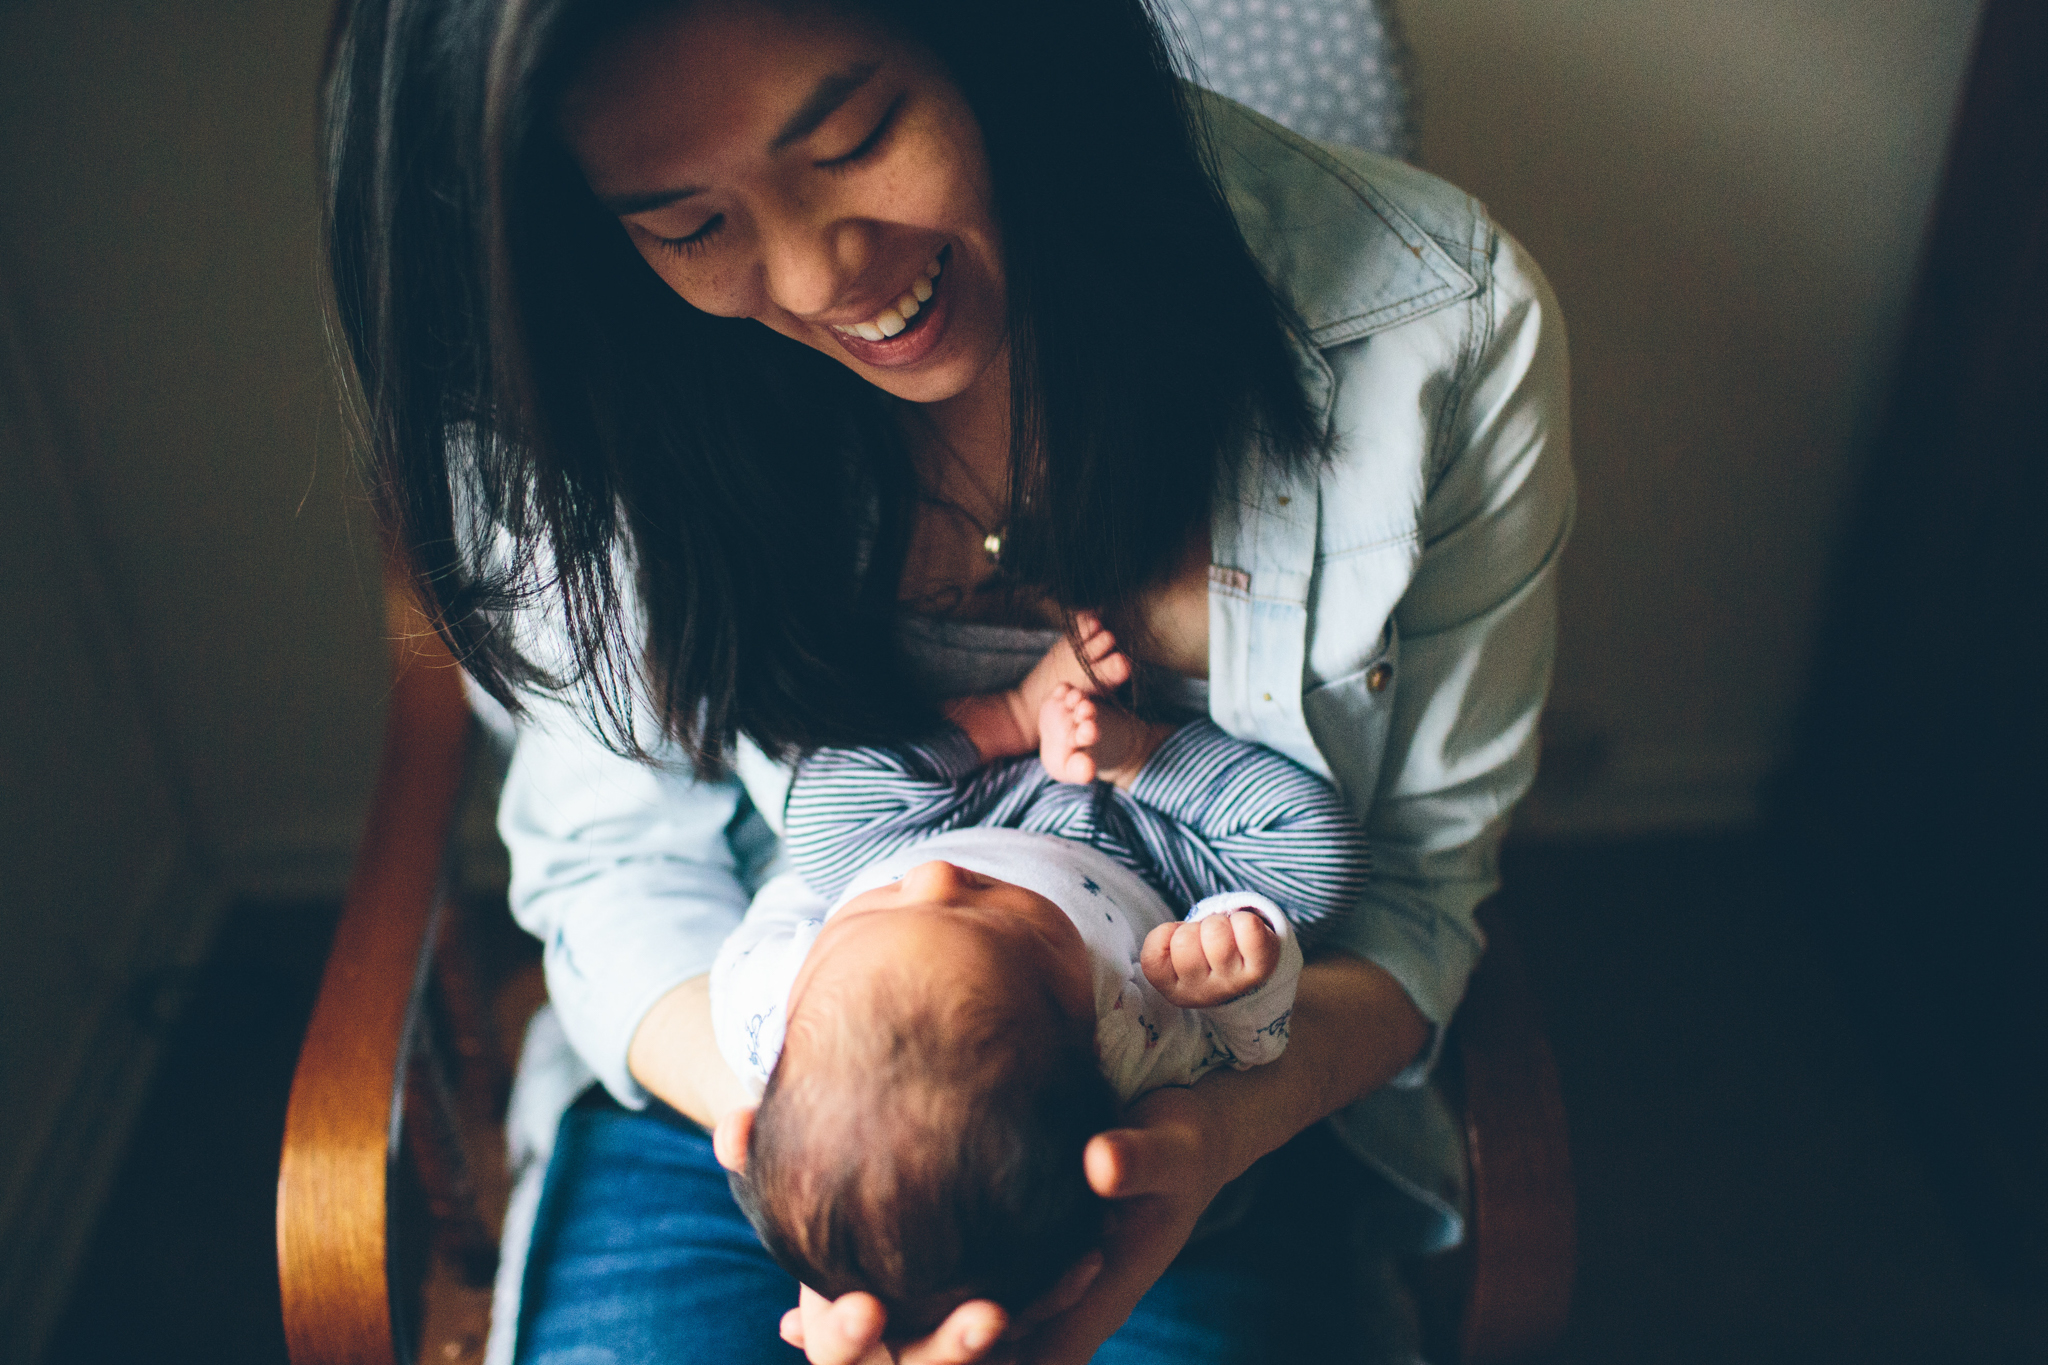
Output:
[1140, 911, 1280, 1008]
[1016, 612, 1131, 722]
[946, 612, 1133, 761]
[1040, 683, 1104, 784]
[1039, 684, 1173, 788]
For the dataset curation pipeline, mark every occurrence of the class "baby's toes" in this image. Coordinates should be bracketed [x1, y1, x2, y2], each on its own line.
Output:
[1076, 618, 1135, 684]
[1040, 706, 1095, 785]
[1070, 697, 1099, 745]
[1094, 647, 1134, 689]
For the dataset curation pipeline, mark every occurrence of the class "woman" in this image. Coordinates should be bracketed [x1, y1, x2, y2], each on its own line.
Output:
[322, 0, 1572, 1361]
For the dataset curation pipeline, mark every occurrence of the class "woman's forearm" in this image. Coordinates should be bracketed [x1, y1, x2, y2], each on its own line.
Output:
[1016, 953, 1432, 1364]
[627, 974, 756, 1128]
[629, 955, 1424, 1175]
[1188, 953, 1431, 1182]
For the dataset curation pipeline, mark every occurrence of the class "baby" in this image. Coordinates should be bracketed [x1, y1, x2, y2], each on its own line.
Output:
[709, 619, 1369, 1338]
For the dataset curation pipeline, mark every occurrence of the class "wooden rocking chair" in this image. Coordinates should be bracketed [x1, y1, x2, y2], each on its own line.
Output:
[276, 589, 1575, 1365]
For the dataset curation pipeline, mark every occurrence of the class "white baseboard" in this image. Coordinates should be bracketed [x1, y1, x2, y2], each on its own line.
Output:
[219, 794, 510, 903]
[219, 737, 1774, 895]
[1515, 739, 1773, 840]
[219, 823, 362, 901]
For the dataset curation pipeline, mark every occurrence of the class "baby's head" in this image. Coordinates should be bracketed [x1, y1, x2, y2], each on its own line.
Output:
[722, 860, 1117, 1339]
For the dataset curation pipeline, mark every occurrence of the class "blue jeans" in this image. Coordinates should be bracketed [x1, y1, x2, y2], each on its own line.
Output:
[515, 1091, 1423, 1365]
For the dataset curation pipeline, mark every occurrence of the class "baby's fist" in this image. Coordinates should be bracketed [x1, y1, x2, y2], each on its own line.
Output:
[1140, 910, 1279, 1008]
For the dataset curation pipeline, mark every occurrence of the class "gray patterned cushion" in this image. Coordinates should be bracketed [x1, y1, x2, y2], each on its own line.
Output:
[1159, 0, 1417, 160]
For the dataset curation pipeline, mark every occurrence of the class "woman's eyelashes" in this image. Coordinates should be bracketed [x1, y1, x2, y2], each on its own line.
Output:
[656, 214, 724, 257]
[815, 92, 904, 173]
[647, 93, 904, 258]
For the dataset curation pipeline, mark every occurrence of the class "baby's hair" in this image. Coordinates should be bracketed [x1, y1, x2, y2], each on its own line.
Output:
[731, 979, 1117, 1339]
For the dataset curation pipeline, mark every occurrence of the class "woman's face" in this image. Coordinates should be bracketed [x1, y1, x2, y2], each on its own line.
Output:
[564, 2, 1008, 409]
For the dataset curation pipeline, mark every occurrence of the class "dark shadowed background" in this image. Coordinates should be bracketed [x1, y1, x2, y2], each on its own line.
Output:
[3, 1, 2040, 1361]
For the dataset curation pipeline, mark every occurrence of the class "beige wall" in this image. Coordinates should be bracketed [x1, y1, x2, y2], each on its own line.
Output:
[0, 3, 1995, 1340]
[0, 2, 1994, 886]
[0, 0, 386, 897]
[1400, 0, 1984, 832]
[0, 2, 384, 1343]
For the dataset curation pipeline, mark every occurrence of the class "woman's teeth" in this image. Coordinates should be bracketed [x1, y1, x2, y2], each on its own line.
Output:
[832, 254, 942, 342]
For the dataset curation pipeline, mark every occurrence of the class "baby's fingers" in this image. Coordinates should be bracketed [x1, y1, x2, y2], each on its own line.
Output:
[1138, 922, 1181, 990]
[1169, 921, 1218, 982]
[1229, 910, 1280, 983]
[1197, 913, 1247, 978]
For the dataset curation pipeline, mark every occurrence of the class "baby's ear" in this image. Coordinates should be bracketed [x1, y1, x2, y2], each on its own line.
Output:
[712, 1106, 757, 1173]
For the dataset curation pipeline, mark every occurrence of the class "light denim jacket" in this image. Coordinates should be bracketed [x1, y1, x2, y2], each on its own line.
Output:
[497, 93, 1572, 1251]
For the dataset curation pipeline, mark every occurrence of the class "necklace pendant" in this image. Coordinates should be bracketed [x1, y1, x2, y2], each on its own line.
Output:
[982, 531, 1004, 565]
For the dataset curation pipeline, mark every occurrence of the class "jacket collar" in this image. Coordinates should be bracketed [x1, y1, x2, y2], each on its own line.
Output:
[1197, 90, 1479, 351]
[1200, 90, 1478, 760]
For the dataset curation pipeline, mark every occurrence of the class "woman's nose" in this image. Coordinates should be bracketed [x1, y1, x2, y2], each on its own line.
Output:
[757, 208, 870, 319]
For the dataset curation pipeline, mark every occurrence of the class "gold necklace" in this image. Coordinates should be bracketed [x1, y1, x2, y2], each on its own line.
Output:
[911, 409, 1009, 566]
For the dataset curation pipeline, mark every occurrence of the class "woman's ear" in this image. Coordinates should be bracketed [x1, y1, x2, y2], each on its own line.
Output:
[712, 1105, 756, 1173]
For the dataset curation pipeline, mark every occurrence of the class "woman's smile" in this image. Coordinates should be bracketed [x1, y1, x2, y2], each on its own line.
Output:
[563, 3, 1008, 407]
[824, 246, 949, 366]
[330, 0, 1566, 1354]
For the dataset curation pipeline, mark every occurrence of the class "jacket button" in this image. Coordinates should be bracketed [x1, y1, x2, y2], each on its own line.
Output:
[1366, 663, 1393, 693]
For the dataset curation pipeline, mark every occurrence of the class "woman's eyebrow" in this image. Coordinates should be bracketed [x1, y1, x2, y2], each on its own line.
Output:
[597, 60, 882, 216]
[769, 59, 880, 151]
[602, 184, 702, 215]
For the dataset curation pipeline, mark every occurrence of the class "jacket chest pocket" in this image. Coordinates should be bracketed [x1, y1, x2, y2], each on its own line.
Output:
[1301, 621, 1400, 814]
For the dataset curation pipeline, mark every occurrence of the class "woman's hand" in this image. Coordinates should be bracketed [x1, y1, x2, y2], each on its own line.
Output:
[780, 1287, 1004, 1365]
[1013, 1085, 1242, 1364]
[778, 956, 1430, 1363]
[778, 1259, 1103, 1365]
[770, 1087, 1234, 1365]
[1015, 955, 1432, 1363]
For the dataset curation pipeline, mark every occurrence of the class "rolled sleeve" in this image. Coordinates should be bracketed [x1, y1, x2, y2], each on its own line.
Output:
[499, 702, 756, 1109]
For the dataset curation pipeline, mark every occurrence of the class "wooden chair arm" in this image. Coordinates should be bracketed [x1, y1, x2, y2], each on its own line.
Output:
[1451, 903, 1578, 1363]
[276, 578, 473, 1365]
[276, 578, 1576, 1365]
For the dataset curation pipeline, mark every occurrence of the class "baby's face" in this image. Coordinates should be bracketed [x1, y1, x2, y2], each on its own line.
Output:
[788, 860, 1095, 1030]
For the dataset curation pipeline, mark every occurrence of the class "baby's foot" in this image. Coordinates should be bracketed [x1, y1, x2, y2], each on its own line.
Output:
[1040, 683, 1104, 784]
[1140, 912, 1280, 1008]
[1040, 684, 1174, 788]
[946, 612, 1133, 761]
[1015, 612, 1132, 724]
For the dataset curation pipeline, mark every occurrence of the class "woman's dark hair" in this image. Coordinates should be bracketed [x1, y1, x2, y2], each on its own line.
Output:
[322, 0, 1320, 772]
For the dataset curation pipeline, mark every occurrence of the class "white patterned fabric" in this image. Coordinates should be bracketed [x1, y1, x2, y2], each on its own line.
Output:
[1159, 0, 1417, 160]
[710, 830, 1307, 1100]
